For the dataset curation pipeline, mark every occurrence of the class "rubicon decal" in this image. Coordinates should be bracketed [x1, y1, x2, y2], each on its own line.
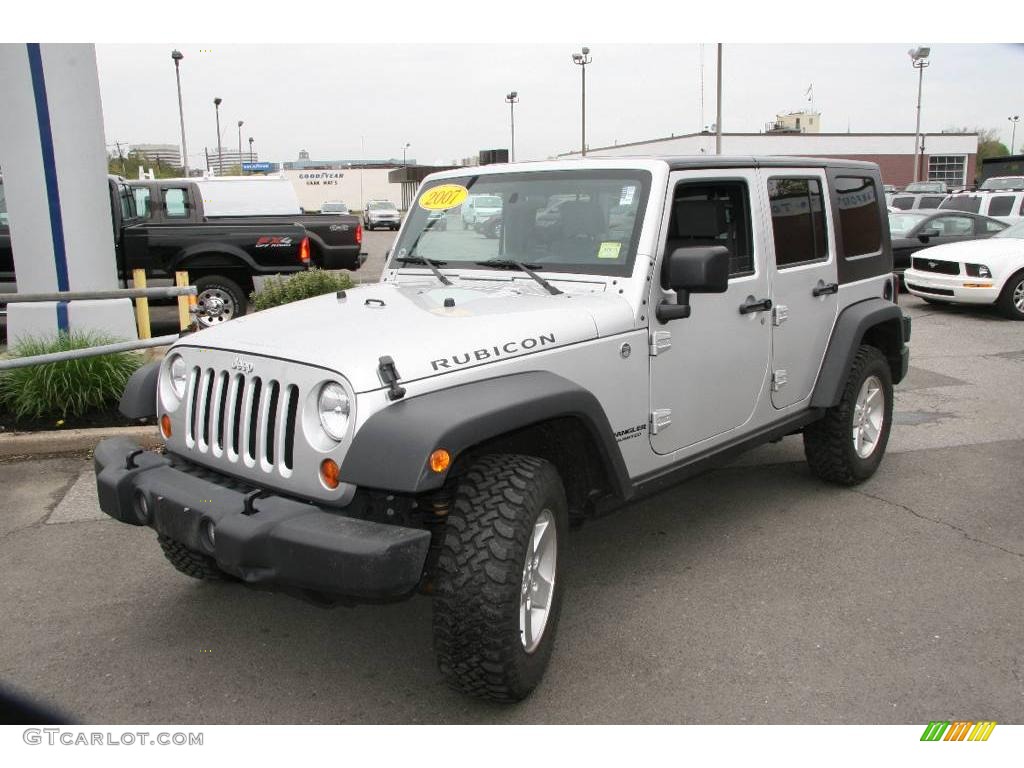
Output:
[920, 721, 996, 741]
[430, 333, 556, 371]
[255, 236, 293, 247]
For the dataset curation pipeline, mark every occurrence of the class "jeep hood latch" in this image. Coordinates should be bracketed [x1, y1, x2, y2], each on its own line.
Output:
[378, 356, 407, 401]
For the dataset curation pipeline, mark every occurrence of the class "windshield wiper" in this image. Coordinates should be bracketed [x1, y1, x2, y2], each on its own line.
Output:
[474, 258, 563, 296]
[394, 255, 452, 286]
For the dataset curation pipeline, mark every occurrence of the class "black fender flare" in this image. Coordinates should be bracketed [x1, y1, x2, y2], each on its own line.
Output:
[119, 361, 160, 419]
[339, 371, 632, 497]
[811, 298, 910, 408]
[172, 243, 259, 274]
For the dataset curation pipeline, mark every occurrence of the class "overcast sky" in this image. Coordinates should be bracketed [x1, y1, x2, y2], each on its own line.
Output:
[94, 43, 1024, 168]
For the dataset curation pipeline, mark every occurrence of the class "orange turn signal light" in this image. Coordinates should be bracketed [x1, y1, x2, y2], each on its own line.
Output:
[429, 449, 451, 473]
[320, 458, 341, 489]
[160, 414, 172, 438]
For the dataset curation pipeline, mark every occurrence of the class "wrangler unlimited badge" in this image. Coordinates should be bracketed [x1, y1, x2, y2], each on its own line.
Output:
[430, 333, 556, 371]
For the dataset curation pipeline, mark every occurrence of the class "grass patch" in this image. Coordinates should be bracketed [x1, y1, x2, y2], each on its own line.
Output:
[251, 269, 354, 312]
[0, 332, 143, 422]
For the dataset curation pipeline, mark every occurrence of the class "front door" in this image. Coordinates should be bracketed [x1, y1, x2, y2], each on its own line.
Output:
[763, 170, 839, 409]
[649, 170, 772, 455]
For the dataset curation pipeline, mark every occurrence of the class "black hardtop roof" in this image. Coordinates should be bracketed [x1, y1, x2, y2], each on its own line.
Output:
[661, 155, 879, 172]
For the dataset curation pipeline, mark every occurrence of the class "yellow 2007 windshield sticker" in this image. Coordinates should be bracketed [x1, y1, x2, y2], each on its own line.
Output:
[419, 184, 470, 211]
[597, 241, 622, 259]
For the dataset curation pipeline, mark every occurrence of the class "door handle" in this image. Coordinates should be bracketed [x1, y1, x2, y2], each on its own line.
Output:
[739, 297, 773, 315]
[812, 282, 839, 297]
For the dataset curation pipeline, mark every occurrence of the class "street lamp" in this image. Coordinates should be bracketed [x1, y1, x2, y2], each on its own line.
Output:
[1010, 115, 1021, 155]
[505, 91, 519, 162]
[909, 46, 931, 183]
[213, 97, 223, 176]
[248, 136, 254, 164]
[171, 49, 189, 177]
[402, 142, 411, 167]
[571, 46, 592, 156]
[237, 120, 244, 173]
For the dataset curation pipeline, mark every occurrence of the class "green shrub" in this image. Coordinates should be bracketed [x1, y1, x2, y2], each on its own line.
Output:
[251, 269, 354, 311]
[0, 332, 143, 421]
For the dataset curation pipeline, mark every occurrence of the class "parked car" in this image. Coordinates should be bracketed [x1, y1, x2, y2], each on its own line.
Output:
[320, 201, 350, 214]
[978, 176, 1024, 191]
[939, 191, 1024, 225]
[477, 212, 502, 239]
[460, 194, 502, 229]
[363, 200, 401, 231]
[889, 192, 948, 212]
[94, 156, 908, 702]
[426, 209, 448, 231]
[904, 221, 1024, 319]
[889, 210, 1008, 282]
[1, 176, 365, 326]
[903, 181, 948, 194]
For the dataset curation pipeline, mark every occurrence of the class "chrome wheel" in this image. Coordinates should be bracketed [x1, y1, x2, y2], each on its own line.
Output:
[1013, 278, 1024, 312]
[520, 508, 557, 653]
[852, 375, 884, 459]
[197, 287, 235, 326]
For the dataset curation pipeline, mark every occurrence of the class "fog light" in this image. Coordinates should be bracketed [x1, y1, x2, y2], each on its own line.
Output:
[201, 519, 216, 551]
[160, 414, 172, 438]
[429, 449, 451, 473]
[133, 490, 151, 523]
[320, 459, 341, 489]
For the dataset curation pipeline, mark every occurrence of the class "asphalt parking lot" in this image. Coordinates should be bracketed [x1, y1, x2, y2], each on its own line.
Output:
[1, 289, 1022, 724]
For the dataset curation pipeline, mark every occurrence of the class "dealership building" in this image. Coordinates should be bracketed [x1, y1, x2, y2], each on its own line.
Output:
[558, 129, 979, 188]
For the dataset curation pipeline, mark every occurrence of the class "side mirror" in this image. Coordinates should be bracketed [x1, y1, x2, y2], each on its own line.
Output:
[918, 228, 940, 243]
[656, 246, 731, 323]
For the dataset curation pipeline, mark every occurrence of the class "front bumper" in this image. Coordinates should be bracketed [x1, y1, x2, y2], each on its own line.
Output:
[904, 269, 999, 305]
[94, 438, 430, 601]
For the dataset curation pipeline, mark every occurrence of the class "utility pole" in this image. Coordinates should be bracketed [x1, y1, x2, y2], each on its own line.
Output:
[115, 141, 127, 176]
[716, 44, 723, 155]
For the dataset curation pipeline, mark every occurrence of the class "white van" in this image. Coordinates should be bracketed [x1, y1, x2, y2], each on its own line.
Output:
[939, 191, 1024, 225]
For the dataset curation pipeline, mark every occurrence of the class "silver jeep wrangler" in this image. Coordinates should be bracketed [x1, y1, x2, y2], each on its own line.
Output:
[96, 157, 910, 702]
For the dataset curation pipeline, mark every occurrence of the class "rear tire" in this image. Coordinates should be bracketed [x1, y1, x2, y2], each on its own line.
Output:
[996, 269, 1024, 320]
[194, 275, 247, 327]
[432, 454, 567, 702]
[803, 345, 893, 486]
[158, 535, 232, 581]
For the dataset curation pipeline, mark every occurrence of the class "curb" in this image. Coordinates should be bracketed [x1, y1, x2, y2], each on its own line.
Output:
[0, 425, 162, 458]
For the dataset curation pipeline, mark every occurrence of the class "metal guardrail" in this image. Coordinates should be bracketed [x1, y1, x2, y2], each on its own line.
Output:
[0, 275, 198, 370]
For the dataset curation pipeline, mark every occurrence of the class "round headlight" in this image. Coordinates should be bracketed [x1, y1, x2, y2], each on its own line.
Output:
[168, 355, 188, 400]
[318, 382, 350, 441]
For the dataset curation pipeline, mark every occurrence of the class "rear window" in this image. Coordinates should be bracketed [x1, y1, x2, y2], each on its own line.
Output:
[835, 176, 882, 258]
[891, 196, 914, 210]
[940, 195, 982, 213]
[987, 196, 1015, 217]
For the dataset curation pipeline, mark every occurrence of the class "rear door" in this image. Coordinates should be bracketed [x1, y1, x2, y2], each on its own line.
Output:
[763, 169, 839, 410]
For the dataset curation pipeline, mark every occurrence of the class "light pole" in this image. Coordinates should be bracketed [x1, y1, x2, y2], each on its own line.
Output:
[213, 97, 223, 176]
[248, 136, 254, 163]
[571, 46, 591, 156]
[402, 142, 411, 167]
[237, 120, 244, 174]
[715, 43, 723, 156]
[171, 50, 189, 177]
[909, 46, 931, 183]
[505, 91, 519, 162]
[1010, 115, 1021, 155]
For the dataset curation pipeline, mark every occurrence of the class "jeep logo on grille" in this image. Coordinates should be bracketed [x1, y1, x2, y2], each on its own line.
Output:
[231, 356, 254, 374]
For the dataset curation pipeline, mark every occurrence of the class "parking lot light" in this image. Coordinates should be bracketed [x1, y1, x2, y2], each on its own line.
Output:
[213, 97, 223, 176]
[1009, 116, 1020, 155]
[505, 91, 519, 162]
[571, 47, 592, 156]
[909, 46, 931, 183]
[237, 120, 244, 173]
[171, 50, 189, 177]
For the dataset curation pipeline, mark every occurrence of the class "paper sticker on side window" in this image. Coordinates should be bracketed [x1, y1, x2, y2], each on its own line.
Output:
[619, 186, 636, 206]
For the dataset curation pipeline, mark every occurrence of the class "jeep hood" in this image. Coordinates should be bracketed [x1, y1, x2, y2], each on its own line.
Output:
[181, 279, 635, 392]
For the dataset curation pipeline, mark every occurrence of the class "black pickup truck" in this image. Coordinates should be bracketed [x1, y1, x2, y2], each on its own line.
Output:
[0, 176, 364, 326]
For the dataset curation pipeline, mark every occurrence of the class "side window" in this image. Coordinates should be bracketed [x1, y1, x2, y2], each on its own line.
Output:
[987, 196, 1014, 217]
[767, 177, 828, 268]
[984, 219, 1008, 233]
[930, 215, 974, 236]
[163, 188, 189, 218]
[834, 176, 883, 259]
[918, 195, 944, 209]
[118, 185, 134, 220]
[891, 196, 913, 210]
[665, 180, 754, 278]
[132, 188, 151, 218]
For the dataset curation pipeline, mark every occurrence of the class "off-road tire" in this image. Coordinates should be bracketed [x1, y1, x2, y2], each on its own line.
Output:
[432, 454, 568, 702]
[158, 534, 231, 581]
[803, 345, 893, 486]
[194, 275, 248, 326]
[995, 269, 1024, 320]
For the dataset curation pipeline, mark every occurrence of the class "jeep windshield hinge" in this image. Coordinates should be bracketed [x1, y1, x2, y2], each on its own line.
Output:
[649, 330, 672, 356]
[378, 356, 407, 401]
[650, 409, 672, 435]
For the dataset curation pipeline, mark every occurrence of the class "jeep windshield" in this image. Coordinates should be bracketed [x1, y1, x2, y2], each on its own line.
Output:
[390, 169, 652, 277]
